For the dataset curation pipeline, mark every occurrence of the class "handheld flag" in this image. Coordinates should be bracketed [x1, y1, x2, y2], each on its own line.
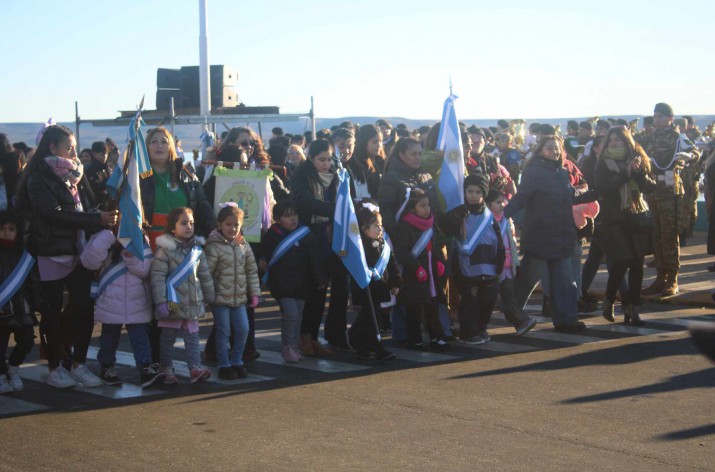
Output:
[436, 92, 465, 212]
[332, 168, 371, 289]
[106, 109, 150, 260]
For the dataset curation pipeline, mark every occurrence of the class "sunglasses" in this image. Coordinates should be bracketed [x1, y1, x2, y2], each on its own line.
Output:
[239, 140, 257, 147]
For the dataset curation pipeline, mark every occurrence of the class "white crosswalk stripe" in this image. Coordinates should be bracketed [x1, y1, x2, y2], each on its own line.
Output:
[2, 305, 707, 418]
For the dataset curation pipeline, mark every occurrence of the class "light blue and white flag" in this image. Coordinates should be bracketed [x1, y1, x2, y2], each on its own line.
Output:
[436, 93, 465, 212]
[332, 168, 371, 289]
[106, 112, 151, 260]
[0, 251, 34, 308]
[200, 125, 216, 184]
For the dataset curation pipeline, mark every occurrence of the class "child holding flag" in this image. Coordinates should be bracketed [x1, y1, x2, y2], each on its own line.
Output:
[0, 211, 36, 393]
[151, 207, 214, 384]
[205, 203, 260, 379]
[443, 174, 505, 345]
[394, 189, 449, 351]
[261, 201, 327, 363]
[348, 201, 402, 361]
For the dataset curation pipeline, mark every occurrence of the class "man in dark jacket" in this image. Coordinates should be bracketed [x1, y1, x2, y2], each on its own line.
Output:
[85, 141, 111, 207]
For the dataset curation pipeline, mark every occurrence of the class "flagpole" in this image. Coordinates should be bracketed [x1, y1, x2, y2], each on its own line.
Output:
[364, 285, 382, 344]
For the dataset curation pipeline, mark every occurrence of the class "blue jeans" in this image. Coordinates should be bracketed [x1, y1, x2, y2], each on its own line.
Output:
[98, 323, 152, 368]
[438, 303, 452, 337]
[212, 305, 249, 367]
[390, 305, 407, 343]
[515, 254, 579, 326]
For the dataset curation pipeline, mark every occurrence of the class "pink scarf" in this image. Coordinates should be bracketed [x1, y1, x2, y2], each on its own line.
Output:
[45, 155, 83, 187]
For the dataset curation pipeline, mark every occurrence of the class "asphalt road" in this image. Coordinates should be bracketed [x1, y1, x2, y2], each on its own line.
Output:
[1, 300, 714, 471]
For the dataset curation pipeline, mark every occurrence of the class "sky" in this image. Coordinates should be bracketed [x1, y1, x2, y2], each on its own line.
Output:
[1, 0, 713, 123]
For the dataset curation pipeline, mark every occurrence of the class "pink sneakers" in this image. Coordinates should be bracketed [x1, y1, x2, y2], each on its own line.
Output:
[282, 345, 302, 363]
[190, 367, 211, 383]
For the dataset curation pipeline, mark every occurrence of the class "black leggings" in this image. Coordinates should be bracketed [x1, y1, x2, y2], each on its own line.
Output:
[405, 300, 444, 344]
[458, 277, 499, 339]
[606, 257, 644, 304]
[39, 265, 95, 369]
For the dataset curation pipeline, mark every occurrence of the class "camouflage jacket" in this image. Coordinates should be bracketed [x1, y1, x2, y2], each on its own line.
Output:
[639, 125, 699, 195]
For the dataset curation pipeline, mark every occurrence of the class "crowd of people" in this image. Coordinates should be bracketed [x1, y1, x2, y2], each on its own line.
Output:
[0, 102, 713, 393]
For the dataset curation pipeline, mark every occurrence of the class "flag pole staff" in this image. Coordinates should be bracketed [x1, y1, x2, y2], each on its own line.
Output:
[113, 95, 145, 208]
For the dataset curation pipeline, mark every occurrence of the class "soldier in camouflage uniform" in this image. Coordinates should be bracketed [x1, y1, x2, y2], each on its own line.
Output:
[637, 103, 700, 296]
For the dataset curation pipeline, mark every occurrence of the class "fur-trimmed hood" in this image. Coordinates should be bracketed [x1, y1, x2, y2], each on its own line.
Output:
[155, 233, 206, 251]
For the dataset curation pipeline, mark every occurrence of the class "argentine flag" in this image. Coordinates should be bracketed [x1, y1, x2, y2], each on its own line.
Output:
[332, 168, 371, 289]
[106, 113, 151, 260]
[436, 93, 465, 212]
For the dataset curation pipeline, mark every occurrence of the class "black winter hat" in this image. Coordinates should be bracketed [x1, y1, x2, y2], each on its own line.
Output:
[464, 172, 490, 197]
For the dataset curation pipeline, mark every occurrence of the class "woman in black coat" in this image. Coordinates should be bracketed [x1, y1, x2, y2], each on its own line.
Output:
[595, 127, 656, 325]
[16, 125, 117, 388]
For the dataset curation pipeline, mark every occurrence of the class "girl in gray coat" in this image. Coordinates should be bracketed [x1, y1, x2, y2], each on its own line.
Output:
[152, 207, 215, 384]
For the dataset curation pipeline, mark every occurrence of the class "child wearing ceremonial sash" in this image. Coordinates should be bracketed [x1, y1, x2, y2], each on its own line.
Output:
[151, 207, 214, 384]
[80, 226, 164, 388]
[348, 201, 402, 361]
[443, 174, 505, 345]
[485, 189, 537, 336]
[393, 189, 449, 352]
[205, 203, 260, 379]
[0, 212, 36, 393]
[261, 201, 327, 363]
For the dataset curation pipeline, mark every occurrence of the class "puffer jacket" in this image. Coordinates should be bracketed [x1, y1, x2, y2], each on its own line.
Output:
[23, 160, 103, 256]
[204, 230, 259, 307]
[140, 159, 216, 237]
[80, 230, 153, 325]
[151, 234, 214, 320]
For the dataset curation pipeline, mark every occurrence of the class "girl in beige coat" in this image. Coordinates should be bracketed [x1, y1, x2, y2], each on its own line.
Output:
[204, 203, 260, 380]
[152, 207, 215, 384]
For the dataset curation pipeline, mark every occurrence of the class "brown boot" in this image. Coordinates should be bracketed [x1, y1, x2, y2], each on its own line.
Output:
[642, 269, 666, 295]
[661, 271, 679, 297]
[299, 334, 316, 357]
[311, 339, 334, 357]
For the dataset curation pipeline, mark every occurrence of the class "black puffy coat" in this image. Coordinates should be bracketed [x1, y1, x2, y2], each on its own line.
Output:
[290, 161, 337, 235]
[504, 155, 577, 260]
[140, 159, 216, 238]
[261, 224, 328, 300]
[393, 219, 447, 305]
[378, 157, 439, 235]
[350, 237, 402, 307]
[23, 161, 103, 257]
[84, 159, 110, 207]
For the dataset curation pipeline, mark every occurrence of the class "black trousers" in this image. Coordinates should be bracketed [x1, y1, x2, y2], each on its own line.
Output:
[301, 256, 349, 341]
[458, 277, 499, 339]
[606, 257, 644, 304]
[0, 325, 34, 374]
[39, 265, 95, 368]
[347, 290, 381, 353]
[405, 299, 444, 344]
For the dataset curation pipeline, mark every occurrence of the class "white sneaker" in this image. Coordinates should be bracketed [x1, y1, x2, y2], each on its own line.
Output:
[7, 365, 24, 391]
[0, 374, 13, 394]
[47, 366, 77, 389]
[70, 364, 103, 388]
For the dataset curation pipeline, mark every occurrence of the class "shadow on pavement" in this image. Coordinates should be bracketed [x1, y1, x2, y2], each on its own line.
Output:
[656, 423, 715, 440]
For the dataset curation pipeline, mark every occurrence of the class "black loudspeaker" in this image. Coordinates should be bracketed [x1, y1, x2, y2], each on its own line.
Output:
[156, 68, 182, 89]
[156, 89, 182, 110]
[180, 65, 239, 108]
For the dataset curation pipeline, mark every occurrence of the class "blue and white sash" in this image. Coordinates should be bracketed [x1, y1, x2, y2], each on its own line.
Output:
[499, 217, 510, 242]
[166, 246, 203, 304]
[261, 226, 311, 285]
[458, 207, 494, 255]
[410, 227, 434, 259]
[0, 251, 34, 308]
[91, 246, 153, 299]
[369, 241, 391, 280]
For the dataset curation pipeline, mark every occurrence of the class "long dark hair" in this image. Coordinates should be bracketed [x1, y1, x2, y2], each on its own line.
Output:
[15, 125, 74, 213]
[349, 124, 383, 183]
[222, 126, 269, 166]
[386, 137, 420, 171]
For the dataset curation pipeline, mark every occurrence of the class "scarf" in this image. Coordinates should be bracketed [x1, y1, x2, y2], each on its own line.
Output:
[402, 212, 434, 231]
[603, 148, 647, 213]
[45, 155, 83, 187]
[309, 171, 334, 225]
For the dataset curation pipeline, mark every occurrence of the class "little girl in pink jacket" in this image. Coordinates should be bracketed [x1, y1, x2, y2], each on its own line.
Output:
[81, 229, 164, 388]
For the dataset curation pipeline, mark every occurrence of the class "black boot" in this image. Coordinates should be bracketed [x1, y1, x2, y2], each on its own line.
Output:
[624, 304, 644, 326]
[602, 297, 615, 322]
[542, 296, 552, 317]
